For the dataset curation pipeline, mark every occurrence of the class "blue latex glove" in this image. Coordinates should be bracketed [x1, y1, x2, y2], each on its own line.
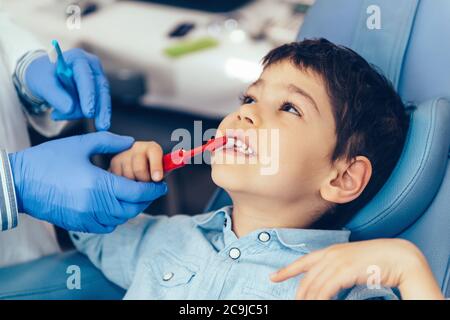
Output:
[8, 132, 167, 233]
[25, 48, 111, 131]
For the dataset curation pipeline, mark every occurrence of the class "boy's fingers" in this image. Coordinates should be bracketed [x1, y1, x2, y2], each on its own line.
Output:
[120, 200, 152, 219]
[121, 160, 136, 180]
[305, 264, 340, 300]
[132, 154, 151, 182]
[295, 261, 329, 300]
[110, 157, 123, 176]
[315, 272, 351, 300]
[315, 265, 359, 300]
[147, 146, 163, 182]
[271, 250, 324, 282]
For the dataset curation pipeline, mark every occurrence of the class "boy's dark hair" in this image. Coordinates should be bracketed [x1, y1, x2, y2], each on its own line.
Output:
[262, 38, 409, 228]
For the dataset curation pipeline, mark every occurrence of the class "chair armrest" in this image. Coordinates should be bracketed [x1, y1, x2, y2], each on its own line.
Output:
[0, 250, 125, 300]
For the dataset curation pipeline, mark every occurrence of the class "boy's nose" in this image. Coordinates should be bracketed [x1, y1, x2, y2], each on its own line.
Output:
[237, 105, 261, 127]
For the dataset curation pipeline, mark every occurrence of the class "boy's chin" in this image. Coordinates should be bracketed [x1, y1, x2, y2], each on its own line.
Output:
[211, 164, 253, 193]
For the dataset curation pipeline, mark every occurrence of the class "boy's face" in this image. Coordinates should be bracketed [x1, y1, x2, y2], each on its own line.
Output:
[212, 60, 338, 207]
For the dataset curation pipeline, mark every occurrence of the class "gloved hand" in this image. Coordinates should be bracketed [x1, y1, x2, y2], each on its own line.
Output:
[25, 48, 111, 131]
[8, 132, 167, 233]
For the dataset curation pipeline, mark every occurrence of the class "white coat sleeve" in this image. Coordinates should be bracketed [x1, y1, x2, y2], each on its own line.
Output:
[0, 12, 67, 137]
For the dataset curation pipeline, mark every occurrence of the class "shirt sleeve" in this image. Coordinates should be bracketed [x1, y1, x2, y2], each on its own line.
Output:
[0, 150, 19, 231]
[69, 214, 170, 290]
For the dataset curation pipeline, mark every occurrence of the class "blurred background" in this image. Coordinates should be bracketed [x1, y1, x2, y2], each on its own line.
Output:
[1, 0, 314, 245]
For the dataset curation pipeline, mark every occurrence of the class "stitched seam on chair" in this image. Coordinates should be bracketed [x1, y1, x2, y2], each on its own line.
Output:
[443, 256, 450, 296]
[390, 1, 418, 88]
[351, 99, 438, 232]
[394, 0, 420, 89]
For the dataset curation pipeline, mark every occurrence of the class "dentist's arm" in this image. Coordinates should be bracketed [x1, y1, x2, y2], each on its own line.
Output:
[1, 132, 167, 233]
[0, 150, 18, 231]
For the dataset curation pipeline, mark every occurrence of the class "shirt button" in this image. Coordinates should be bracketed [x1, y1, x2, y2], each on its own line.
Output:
[162, 272, 174, 281]
[258, 232, 271, 242]
[229, 247, 241, 260]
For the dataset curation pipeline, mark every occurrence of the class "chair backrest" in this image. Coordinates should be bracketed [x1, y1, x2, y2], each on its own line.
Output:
[206, 0, 450, 296]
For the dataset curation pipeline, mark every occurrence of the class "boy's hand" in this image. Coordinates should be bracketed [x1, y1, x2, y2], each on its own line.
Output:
[270, 239, 444, 300]
[110, 141, 164, 182]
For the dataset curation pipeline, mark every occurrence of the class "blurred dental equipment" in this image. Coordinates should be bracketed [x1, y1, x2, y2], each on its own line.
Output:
[1, 0, 313, 118]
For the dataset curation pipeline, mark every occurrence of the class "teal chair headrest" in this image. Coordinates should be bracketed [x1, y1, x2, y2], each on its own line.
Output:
[347, 98, 450, 239]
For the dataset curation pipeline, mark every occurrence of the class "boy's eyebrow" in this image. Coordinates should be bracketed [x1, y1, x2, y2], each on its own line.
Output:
[287, 84, 320, 115]
[249, 79, 264, 89]
[249, 79, 320, 115]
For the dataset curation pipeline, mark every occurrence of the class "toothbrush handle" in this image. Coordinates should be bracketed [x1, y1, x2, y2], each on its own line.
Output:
[162, 137, 228, 173]
[163, 149, 186, 173]
[56, 66, 78, 98]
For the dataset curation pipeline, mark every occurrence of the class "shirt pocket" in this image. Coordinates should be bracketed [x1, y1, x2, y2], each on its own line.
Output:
[143, 250, 197, 299]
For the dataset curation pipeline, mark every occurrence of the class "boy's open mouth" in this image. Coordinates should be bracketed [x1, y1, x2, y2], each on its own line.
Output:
[224, 136, 255, 156]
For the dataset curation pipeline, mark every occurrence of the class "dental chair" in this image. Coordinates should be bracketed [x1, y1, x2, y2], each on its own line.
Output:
[0, 0, 448, 299]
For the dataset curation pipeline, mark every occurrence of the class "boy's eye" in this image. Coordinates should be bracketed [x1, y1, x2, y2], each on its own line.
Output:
[239, 94, 256, 105]
[280, 102, 302, 117]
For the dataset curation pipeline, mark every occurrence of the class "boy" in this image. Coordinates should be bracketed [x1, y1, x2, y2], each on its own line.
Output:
[71, 39, 424, 299]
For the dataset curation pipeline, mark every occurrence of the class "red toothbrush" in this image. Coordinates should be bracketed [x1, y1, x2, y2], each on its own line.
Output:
[163, 136, 229, 173]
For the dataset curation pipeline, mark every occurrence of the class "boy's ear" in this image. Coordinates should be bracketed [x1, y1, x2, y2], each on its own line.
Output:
[320, 156, 372, 204]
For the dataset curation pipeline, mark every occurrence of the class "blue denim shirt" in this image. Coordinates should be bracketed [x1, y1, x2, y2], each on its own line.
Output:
[70, 206, 397, 300]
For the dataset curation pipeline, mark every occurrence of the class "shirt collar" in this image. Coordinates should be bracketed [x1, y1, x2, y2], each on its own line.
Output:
[194, 206, 351, 252]
[193, 206, 231, 231]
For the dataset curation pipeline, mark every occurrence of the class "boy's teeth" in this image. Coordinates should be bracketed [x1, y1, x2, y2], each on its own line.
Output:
[223, 136, 254, 156]
[225, 137, 236, 148]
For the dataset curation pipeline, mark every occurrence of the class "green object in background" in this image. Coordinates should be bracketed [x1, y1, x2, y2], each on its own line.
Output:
[294, 3, 310, 14]
[164, 37, 219, 58]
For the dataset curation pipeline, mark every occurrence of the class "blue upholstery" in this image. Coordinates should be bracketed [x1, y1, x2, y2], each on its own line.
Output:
[0, 0, 448, 299]
[347, 99, 450, 240]
[0, 250, 125, 299]
[299, 0, 450, 103]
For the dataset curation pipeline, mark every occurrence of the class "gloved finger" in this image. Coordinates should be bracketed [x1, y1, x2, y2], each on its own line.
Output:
[24, 57, 75, 115]
[82, 131, 135, 155]
[119, 201, 151, 219]
[146, 145, 164, 182]
[93, 73, 112, 131]
[72, 59, 96, 118]
[99, 215, 128, 228]
[43, 78, 75, 116]
[110, 174, 168, 203]
[90, 224, 116, 234]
